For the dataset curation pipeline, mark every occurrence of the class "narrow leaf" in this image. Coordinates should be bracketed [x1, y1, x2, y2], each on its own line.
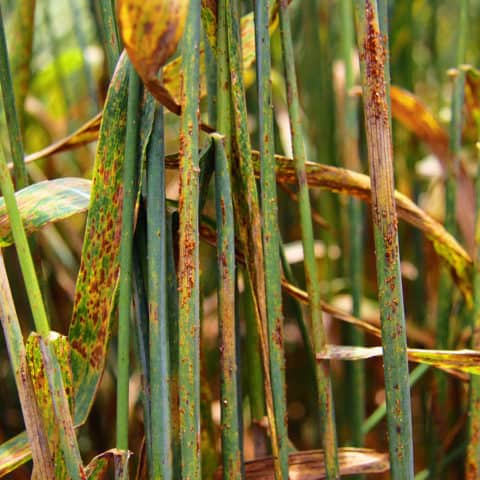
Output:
[215, 448, 389, 479]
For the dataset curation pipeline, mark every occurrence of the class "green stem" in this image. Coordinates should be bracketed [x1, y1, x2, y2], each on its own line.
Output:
[116, 63, 141, 452]
[340, 0, 365, 453]
[0, 148, 48, 336]
[354, 1, 414, 478]
[224, 0, 282, 475]
[215, 6, 242, 476]
[362, 364, 429, 435]
[147, 105, 172, 479]
[255, 1, 288, 478]
[213, 134, 242, 479]
[278, 1, 338, 476]
[178, 0, 201, 477]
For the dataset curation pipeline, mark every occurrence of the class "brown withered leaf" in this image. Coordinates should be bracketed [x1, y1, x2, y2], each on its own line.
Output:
[215, 448, 389, 479]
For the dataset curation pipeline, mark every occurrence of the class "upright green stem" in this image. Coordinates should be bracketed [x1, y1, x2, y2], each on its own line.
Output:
[213, 134, 242, 479]
[0, 5, 28, 188]
[254, 1, 288, 478]
[116, 64, 141, 453]
[215, 6, 242, 477]
[0, 149, 48, 336]
[147, 105, 172, 479]
[178, 0, 201, 477]
[354, 1, 414, 478]
[340, 0, 365, 454]
[278, 1, 338, 477]
[224, 0, 282, 475]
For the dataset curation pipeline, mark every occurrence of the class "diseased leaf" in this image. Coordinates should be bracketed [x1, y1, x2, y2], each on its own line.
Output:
[0, 178, 90, 247]
[24, 113, 102, 164]
[68, 52, 130, 425]
[0, 433, 30, 478]
[0, 252, 54, 479]
[26, 332, 78, 479]
[214, 448, 389, 479]
[22, 116, 471, 296]
[118, 0, 188, 114]
[317, 345, 480, 377]
[69, 51, 156, 426]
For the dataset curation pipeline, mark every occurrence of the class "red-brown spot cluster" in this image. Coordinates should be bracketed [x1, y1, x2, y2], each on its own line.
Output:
[362, 1, 388, 125]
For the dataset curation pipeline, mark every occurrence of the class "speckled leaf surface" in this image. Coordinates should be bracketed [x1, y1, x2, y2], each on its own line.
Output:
[118, 0, 188, 114]
[68, 52, 130, 425]
[68, 51, 155, 426]
[0, 178, 90, 247]
[26, 332, 76, 479]
[0, 433, 30, 478]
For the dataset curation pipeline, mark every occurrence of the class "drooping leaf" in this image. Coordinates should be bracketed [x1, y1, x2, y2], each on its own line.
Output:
[85, 449, 131, 480]
[317, 345, 480, 377]
[390, 85, 449, 161]
[214, 448, 389, 479]
[0, 178, 90, 247]
[24, 113, 102, 164]
[118, 0, 188, 114]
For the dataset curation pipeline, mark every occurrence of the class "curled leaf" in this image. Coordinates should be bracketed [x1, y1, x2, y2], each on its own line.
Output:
[118, 0, 189, 113]
[0, 178, 90, 247]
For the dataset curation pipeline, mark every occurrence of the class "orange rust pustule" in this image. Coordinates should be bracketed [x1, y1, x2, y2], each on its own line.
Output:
[361, 0, 388, 126]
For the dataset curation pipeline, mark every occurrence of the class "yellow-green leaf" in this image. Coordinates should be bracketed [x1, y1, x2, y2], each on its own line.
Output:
[0, 178, 90, 247]
[118, 0, 188, 114]
[317, 345, 480, 377]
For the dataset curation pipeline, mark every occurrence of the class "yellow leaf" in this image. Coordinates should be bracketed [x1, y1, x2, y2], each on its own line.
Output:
[118, 0, 188, 114]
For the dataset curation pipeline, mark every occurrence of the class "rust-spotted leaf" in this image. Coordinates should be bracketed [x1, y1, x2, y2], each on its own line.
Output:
[26, 332, 78, 479]
[118, 0, 188, 113]
[68, 52, 130, 425]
